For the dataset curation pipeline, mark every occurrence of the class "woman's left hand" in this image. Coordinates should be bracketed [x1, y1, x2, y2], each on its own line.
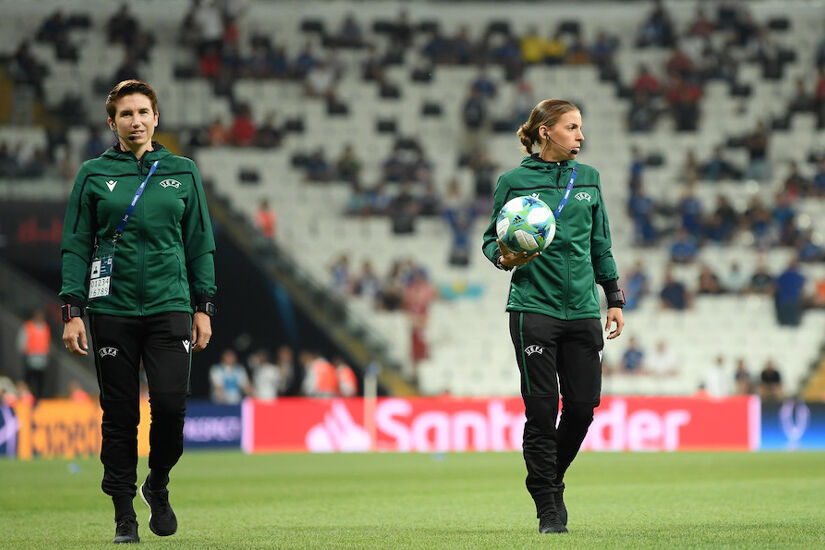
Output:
[192, 312, 212, 352]
[605, 307, 624, 340]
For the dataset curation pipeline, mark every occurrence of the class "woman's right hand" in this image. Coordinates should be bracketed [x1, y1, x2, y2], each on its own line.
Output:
[63, 318, 89, 356]
[497, 239, 540, 268]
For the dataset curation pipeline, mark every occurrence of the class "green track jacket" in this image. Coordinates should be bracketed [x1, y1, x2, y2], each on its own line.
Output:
[482, 155, 618, 320]
[60, 143, 216, 316]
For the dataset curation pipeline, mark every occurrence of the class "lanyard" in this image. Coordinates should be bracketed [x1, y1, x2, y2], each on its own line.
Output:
[553, 166, 578, 219]
[113, 160, 159, 242]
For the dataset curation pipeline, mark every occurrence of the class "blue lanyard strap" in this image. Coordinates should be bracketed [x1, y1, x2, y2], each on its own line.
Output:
[553, 166, 578, 219]
[113, 160, 159, 241]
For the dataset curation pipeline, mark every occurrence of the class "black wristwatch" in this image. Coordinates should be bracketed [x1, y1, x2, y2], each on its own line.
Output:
[195, 301, 216, 317]
[61, 304, 84, 322]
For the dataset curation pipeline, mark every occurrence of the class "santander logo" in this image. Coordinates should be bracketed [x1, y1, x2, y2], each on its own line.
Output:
[248, 395, 754, 455]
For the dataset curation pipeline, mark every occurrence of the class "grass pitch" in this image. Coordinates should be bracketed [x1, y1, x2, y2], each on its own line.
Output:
[2, 451, 824, 549]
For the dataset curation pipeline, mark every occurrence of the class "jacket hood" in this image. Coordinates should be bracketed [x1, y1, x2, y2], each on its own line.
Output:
[102, 142, 172, 162]
[520, 153, 574, 171]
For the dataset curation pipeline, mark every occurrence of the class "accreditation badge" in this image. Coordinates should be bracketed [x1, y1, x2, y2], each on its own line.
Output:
[89, 240, 116, 299]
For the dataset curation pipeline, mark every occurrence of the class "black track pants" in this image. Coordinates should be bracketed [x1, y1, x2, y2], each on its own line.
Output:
[509, 311, 603, 516]
[89, 312, 192, 498]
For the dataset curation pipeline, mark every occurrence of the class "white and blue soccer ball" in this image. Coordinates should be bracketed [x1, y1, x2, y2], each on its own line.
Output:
[496, 196, 556, 253]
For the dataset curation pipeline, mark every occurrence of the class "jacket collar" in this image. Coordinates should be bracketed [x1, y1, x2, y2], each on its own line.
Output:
[521, 153, 574, 171]
[103, 141, 171, 162]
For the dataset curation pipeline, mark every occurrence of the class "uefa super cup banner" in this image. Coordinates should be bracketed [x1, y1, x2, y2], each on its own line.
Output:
[242, 395, 761, 453]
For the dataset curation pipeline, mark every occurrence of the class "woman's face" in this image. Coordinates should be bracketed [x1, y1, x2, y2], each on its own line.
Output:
[541, 109, 584, 160]
[108, 93, 158, 149]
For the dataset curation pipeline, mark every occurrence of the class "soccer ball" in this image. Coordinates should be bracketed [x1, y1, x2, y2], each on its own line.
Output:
[496, 196, 556, 253]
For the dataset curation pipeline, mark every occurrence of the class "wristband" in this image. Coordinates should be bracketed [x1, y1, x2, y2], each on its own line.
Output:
[195, 301, 217, 317]
[606, 289, 626, 309]
[61, 304, 84, 322]
[495, 253, 513, 272]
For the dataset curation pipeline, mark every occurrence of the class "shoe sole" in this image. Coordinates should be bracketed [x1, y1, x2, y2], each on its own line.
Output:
[139, 482, 177, 537]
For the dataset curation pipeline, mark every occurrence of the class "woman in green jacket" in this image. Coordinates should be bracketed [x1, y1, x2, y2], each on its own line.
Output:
[60, 80, 216, 543]
[482, 99, 625, 534]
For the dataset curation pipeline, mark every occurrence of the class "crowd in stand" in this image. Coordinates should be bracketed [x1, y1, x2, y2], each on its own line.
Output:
[605, 337, 785, 401]
[208, 345, 359, 404]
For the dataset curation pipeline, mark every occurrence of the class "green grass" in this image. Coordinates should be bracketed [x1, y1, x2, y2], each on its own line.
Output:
[2, 451, 824, 549]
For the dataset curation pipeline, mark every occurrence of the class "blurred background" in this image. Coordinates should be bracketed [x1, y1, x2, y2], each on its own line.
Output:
[2, 0, 825, 410]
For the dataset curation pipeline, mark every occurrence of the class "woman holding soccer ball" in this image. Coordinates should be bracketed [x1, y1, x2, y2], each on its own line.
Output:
[60, 80, 216, 543]
[482, 99, 625, 534]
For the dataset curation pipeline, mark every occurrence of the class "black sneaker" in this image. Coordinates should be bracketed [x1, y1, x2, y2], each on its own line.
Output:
[552, 482, 568, 526]
[538, 507, 568, 534]
[140, 479, 177, 536]
[112, 518, 139, 544]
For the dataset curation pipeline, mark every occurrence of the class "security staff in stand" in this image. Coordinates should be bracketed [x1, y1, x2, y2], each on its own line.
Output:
[482, 99, 625, 534]
[60, 80, 216, 544]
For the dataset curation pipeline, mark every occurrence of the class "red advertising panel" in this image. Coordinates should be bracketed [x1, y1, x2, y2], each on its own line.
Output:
[242, 395, 760, 454]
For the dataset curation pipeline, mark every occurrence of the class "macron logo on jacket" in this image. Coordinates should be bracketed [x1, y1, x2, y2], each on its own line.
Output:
[106, 180, 117, 192]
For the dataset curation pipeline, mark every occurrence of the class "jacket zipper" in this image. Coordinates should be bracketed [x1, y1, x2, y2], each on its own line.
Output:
[557, 163, 570, 319]
[137, 157, 145, 314]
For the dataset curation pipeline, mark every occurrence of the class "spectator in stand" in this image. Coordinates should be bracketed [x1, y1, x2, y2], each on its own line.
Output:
[207, 116, 231, 146]
[274, 345, 297, 396]
[353, 261, 382, 302]
[627, 145, 645, 194]
[687, 5, 715, 37]
[544, 30, 566, 65]
[335, 358, 358, 397]
[294, 42, 319, 78]
[677, 185, 703, 237]
[758, 360, 783, 401]
[648, 340, 678, 377]
[565, 34, 590, 65]
[462, 87, 488, 155]
[253, 113, 283, 149]
[813, 158, 825, 196]
[787, 77, 814, 116]
[747, 256, 774, 295]
[335, 144, 362, 185]
[621, 337, 645, 374]
[334, 13, 364, 48]
[628, 90, 659, 133]
[660, 267, 691, 310]
[622, 260, 649, 311]
[665, 75, 702, 131]
[670, 229, 699, 264]
[249, 349, 279, 400]
[305, 148, 332, 182]
[628, 186, 658, 245]
[17, 309, 51, 399]
[113, 51, 142, 84]
[697, 264, 723, 295]
[774, 258, 806, 326]
[636, 0, 675, 48]
[209, 349, 252, 404]
[703, 146, 743, 181]
[781, 161, 810, 199]
[107, 4, 140, 46]
[305, 60, 337, 99]
[815, 67, 825, 129]
[705, 355, 730, 397]
[589, 30, 618, 70]
[744, 121, 770, 182]
[521, 26, 548, 65]
[723, 261, 749, 294]
[512, 79, 535, 127]
[403, 268, 438, 379]
[230, 104, 256, 146]
[733, 358, 752, 394]
[68, 380, 92, 403]
[471, 67, 497, 100]
[300, 351, 338, 397]
[8, 41, 48, 99]
[254, 198, 276, 239]
[797, 229, 824, 263]
[329, 255, 351, 296]
[84, 125, 106, 160]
